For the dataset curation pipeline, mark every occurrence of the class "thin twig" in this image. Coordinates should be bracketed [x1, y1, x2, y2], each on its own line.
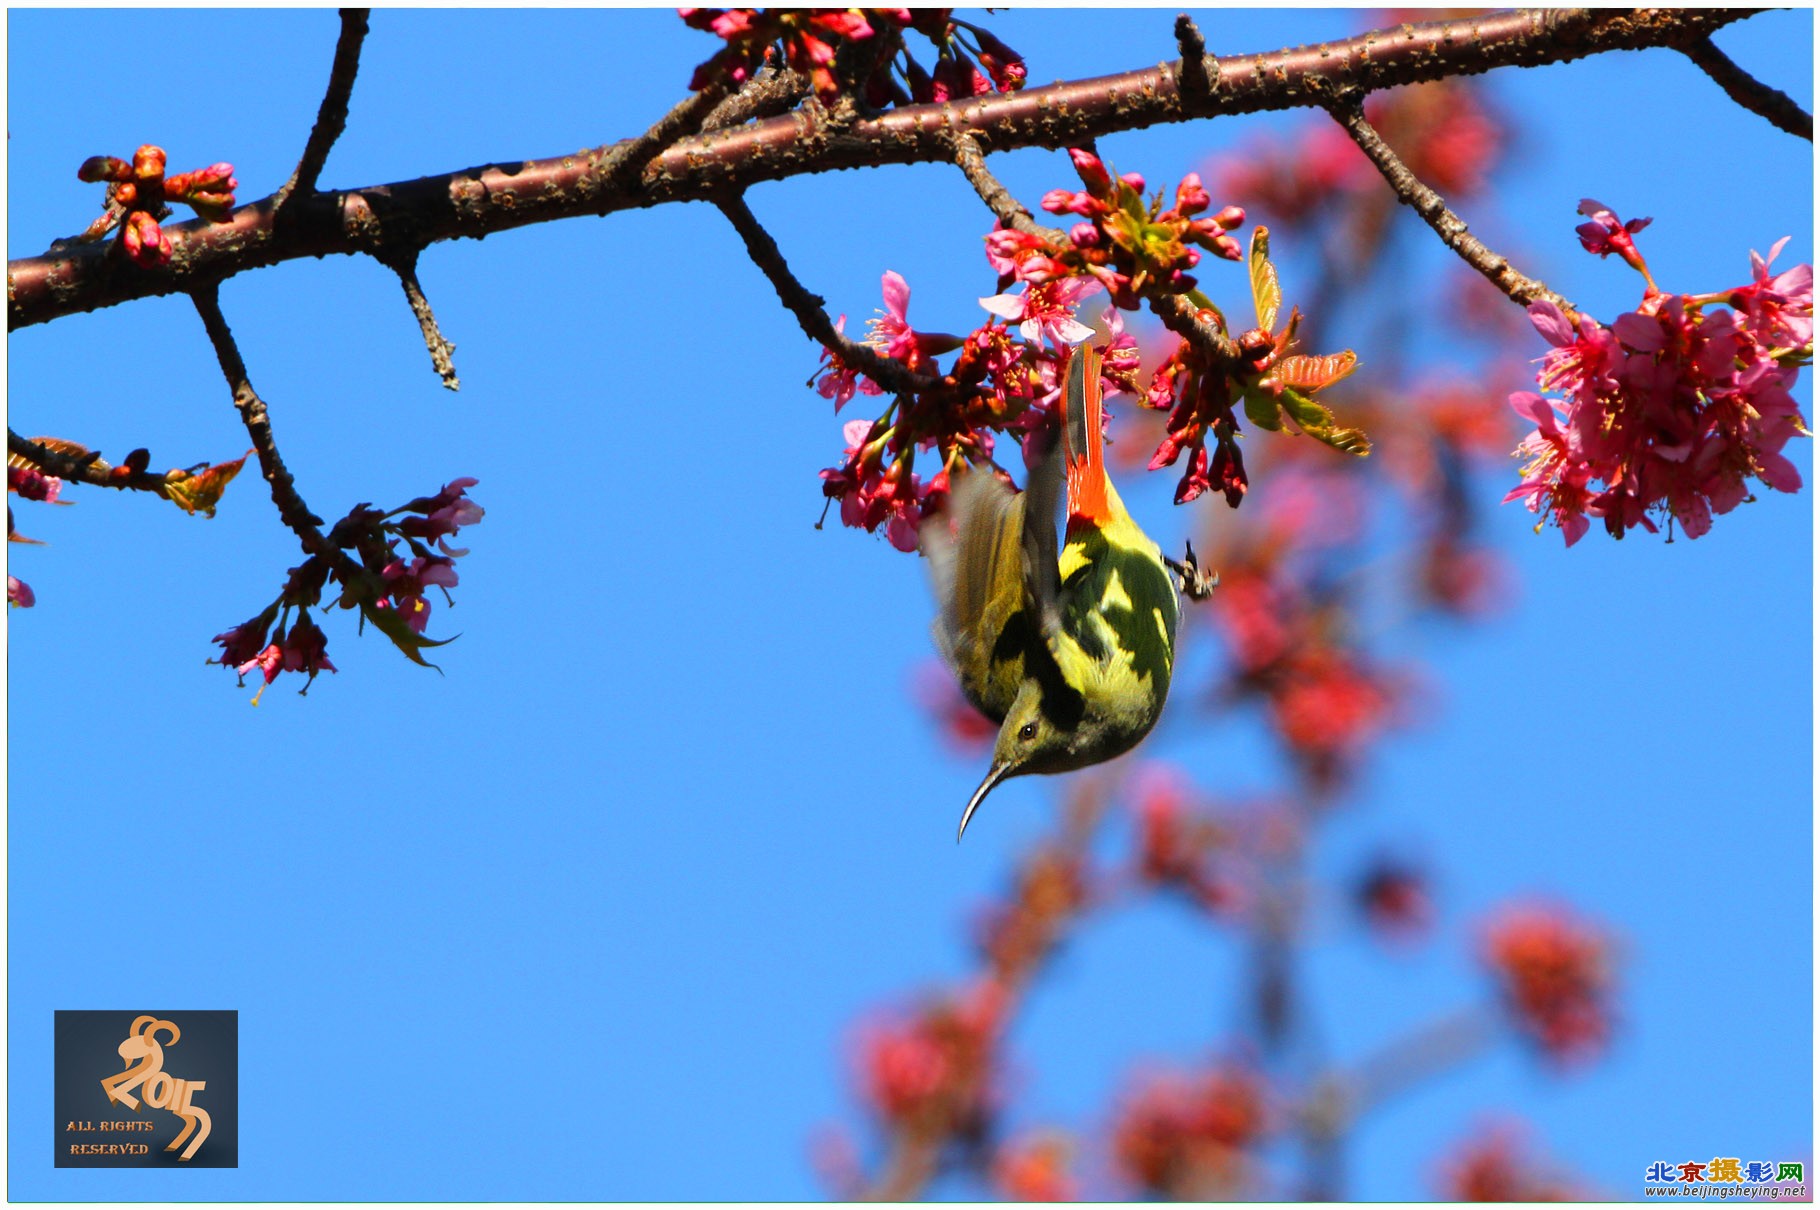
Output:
[1326, 94, 1575, 317]
[1681, 34, 1812, 141]
[715, 194, 936, 394]
[701, 65, 810, 132]
[1342, 1003, 1498, 1118]
[190, 284, 338, 554]
[12, 9, 1757, 332]
[7, 430, 166, 495]
[944, 130, 1063, 243]
[383, 249, 460, 391]
[277, 9, 371, 208]
[1148, 291, 1242, 364]
[600, 78, 734, 195]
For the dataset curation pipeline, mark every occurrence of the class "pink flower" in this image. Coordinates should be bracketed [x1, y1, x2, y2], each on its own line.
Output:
[398, 476, 484, 544]
[865, 272, 960, 371]
[8, 575, 35, 608]
[1502, 391, 1592, 546]
[1736, 236, 1814, 348]
[1508, 239, 1812, 544]
[869, 271, 919, 362]
[814, 315, 883, 411]
[236, 643, 285, 686]
[978, 277, 1102, 349]
[281, 614, 337, 680]
[1574, 197, 1652, 263]
[212, 614, 275, 669]
[8, 464, 63, 502]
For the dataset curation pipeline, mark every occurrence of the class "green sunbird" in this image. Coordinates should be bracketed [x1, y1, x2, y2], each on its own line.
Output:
[925, 343, 1191, 841]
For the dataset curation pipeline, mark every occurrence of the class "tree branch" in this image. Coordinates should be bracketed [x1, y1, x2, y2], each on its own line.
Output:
[1174, 13, 1215, 112]
[7, 430, 166, 496]
[1681, 34, 1813, 142]
[599, 77, 734, 196]
[276, 8, 371, 208]
[10, 8, 1755, 332]
[1325, 94, 1576, 317]
[715, 194, 935, 394]
[383, 248, 460, 391]
[190, 284, 338, 556]
[701, 64, 810, 133]
[945, 130, 1062, 243]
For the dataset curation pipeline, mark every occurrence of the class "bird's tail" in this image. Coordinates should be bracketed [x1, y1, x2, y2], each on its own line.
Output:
[1061, 343, 1111, 531]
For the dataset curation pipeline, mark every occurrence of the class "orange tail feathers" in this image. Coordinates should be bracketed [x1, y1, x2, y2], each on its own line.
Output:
[1061, 343, 1111, 530]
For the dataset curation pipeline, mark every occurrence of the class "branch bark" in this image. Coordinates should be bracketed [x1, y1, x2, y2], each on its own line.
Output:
[9, 8, 1752, 331]
[275, 8, 371, 208]
[190, 284, 339, 558]
[1326, 94, 1575, 316]
[715, 194, 935, 394]
[1681, 34, 1813, 141]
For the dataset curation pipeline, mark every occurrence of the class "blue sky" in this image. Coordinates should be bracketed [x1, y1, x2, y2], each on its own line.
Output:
[7, 8, 1811, 1201]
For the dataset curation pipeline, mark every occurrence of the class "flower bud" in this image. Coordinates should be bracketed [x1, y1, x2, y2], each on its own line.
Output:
[77, 155, 131, 183]
[1174, 173, 1210, 216]
[1069, 148, 1112, 196]
[131, 144, 167, 180]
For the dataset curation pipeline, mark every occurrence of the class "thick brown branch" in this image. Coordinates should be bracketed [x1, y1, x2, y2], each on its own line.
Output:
[384, 250, 459, 391]
[1326, 95, 1575, 316]
[190, 285, 336, 554]
[1681, 34, 1813, 141]
[10, 8, 1754, 331]
[277, 9, 371, 207]
[715, 194, 935, 394]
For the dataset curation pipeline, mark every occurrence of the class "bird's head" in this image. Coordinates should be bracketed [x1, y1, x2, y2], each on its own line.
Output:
[956, 686, 1088, 842]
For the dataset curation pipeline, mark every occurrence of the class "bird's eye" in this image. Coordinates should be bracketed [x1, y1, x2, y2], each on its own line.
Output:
[1018, 722, 1037, 742]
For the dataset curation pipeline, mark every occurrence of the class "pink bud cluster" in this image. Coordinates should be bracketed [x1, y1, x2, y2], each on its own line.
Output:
[1002, 149, 1245, 307]
[1482, 903, 1611, 1062]
[210, 477, 483, 700]
[77, 145, 237, 268]
[1127, 766, 1242, 915]
[679, 9, 1024, 107]
[815, 271, 1131, 550]
[1111, 1064, 1268, 1197]
[855, 979, 1005, 1130]
[1505, 208, 1812, 544]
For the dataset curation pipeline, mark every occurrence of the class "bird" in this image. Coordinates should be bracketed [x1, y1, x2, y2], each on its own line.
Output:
[923, 341, 1209, 841]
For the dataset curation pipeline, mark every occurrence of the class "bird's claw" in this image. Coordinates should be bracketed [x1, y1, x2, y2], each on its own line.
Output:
[1165, 540, 1219, 601]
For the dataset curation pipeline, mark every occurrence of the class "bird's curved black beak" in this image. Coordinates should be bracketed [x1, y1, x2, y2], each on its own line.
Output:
[957, 761, 1012, 843]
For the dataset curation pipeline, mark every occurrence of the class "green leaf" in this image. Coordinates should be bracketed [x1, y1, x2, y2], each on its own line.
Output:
[1240, 384, 1283, 432]
[359, 600, 455, 670]
[1279, 386, 1371, 456]
[1249, 226, 1280, 334]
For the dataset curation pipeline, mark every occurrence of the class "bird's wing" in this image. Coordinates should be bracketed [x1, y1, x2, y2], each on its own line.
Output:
[923, 467, 1031, 722]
